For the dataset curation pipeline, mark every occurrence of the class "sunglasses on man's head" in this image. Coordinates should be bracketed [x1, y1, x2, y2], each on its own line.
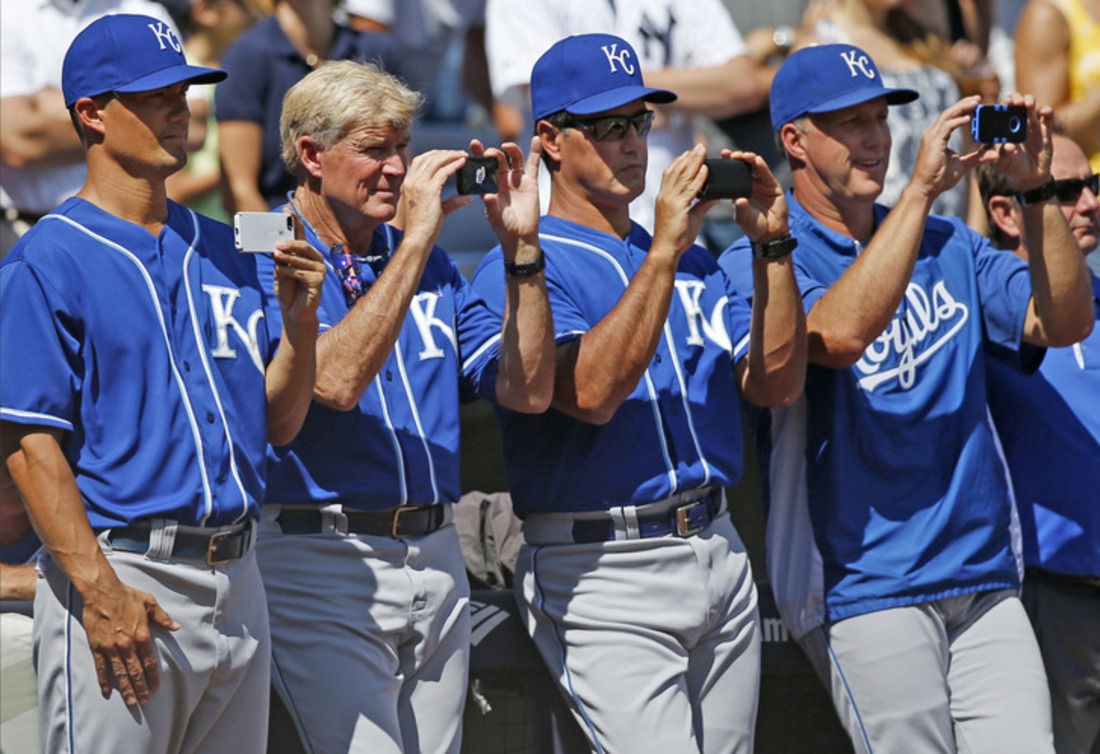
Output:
[1049, 173, 1099, 203]
[560, 110, 655, 141]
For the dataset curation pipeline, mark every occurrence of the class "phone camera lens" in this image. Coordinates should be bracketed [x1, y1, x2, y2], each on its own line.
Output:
[1009, 116, 1021, 133]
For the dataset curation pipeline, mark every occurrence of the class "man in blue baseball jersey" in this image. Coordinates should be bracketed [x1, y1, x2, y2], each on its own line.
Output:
[978, 133, 1100, 754]
[252, 60, 554, 754]
[719, 44, 1094, 753]
[0, 14, 325, 754]
[471, 33, 807, 753]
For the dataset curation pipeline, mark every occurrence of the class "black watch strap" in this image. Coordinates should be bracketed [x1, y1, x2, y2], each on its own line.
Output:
[503, 252, 546, 277]
[751, 234, 798, 259]
[1015, 181, 1058, 206]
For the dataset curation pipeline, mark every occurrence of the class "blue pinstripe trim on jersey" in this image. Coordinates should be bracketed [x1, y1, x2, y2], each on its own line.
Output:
[373, 376, 409, 505]
[0, 407, 74, 430]
[461, 331, 502, 376]
[986, 404, 1025, 582]
[824, 629, 873, 753]
[540, 232, 679, 492]
[65, 579, 76, 753]
[659, 323, 713, 488]
[180, 209, 252, 525]
[393, 340, 441, 504]
[531, 547, 605, 754]
[42, 214, 215, 517]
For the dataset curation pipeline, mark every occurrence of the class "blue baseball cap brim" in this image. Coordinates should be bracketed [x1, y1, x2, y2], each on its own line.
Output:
[769, 44, 918, 129]
[63, 14, 227, 107]
[530, 34, 677, 122]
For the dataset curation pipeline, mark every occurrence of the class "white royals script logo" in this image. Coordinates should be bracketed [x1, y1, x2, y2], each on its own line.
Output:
[146, 22, 183, 53]
[855, 280, 969, 391]
[203, 285, 265, 372]
[600, 44, 636, 75]
[840, 50, 876, 80]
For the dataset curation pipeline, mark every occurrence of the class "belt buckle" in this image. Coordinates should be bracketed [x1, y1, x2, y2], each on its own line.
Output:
[391, 506, 420, 537]
[206, 530, 233, 565]
[675, 500, 707, 537]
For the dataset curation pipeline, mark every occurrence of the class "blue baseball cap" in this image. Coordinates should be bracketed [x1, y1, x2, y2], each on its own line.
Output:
[530, 33, 676, 122]
[62, 14, 226, 107]
[769, 44, 918, 129]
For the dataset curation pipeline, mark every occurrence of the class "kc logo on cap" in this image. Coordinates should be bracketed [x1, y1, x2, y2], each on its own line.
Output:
[768, 44, 919, 130]
[62, 14, 226, 107]
[529, 33, 676, 122]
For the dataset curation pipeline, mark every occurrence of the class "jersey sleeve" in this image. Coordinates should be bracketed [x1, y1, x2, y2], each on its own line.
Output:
[0, 259, 82, 431]
[449, 253, 503, 402]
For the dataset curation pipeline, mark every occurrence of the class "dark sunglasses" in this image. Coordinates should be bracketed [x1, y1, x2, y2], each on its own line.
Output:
[560, 110, 655, 141]
[1049, 173, 1099, 203]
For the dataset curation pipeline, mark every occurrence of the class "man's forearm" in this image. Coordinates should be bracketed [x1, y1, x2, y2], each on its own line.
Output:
[739, 255, 807, 407]
[313, 230, 437, 411]
[1021, 200, 1094, 345]
[266, 314, 319, 446]
[2, 426, 116, 597]
[551, 251, 680, 424]
[494, 236, 555, 413]
[807, 186, 934, 366]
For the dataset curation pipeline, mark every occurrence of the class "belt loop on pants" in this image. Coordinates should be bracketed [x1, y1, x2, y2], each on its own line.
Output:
[523, 488, 724, 545]
[273, 503, 453, 538]
[103, 519, 255, 565]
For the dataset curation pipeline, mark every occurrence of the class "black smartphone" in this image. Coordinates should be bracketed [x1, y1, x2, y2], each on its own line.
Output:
[456, 156, 499, 195]
[698, 159, 753, 200]
[971, 104, 1027, 144]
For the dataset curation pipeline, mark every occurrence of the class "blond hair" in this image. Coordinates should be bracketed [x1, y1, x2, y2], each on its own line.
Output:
[279, 60, 422, 176]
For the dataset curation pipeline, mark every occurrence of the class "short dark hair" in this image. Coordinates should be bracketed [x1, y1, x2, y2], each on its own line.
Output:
[535, 110, 572, 172]
[975, 160, 1016, 248]
[67, 92, 116, 146]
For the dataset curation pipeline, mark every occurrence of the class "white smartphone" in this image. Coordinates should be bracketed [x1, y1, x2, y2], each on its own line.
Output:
[233, 212, 295, 253]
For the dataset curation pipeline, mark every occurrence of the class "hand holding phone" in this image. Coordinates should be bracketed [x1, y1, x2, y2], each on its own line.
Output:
[971, 104, 1027, 144]
[698, 158, 753, 200]
[234, 212, 295, 253]
[456, 156, 499, 195]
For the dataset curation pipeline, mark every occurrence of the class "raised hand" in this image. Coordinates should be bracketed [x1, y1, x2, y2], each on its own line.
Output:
[272, 238, 326, 328]
[909, 95, 986, 199]
[474, 136, 542, 247]
[652, 144, 714, 258]
[399, 149, 473, 245]
[723, 150, 789, 242]
[982, 94, 1055, 192]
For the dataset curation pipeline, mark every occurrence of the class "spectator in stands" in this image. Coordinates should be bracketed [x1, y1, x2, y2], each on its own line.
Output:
[166, 0, 266, 222]
[978, 132, 1100, 754]
[0, 0, 179, 255]
[1015, 0, 1100, 180]
[484, 0, 777, 232]
[215, 0, 399, 212]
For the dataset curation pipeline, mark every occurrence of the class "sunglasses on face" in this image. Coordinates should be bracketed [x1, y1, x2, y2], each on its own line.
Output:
[560, 110, 655, 141]
[1050, 173, 1099, 203]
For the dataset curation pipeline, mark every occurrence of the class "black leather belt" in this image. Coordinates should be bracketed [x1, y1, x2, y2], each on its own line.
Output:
[275, 505, 448, 538]
[106, 522, 253, 565]
[570, 489, 722, 543]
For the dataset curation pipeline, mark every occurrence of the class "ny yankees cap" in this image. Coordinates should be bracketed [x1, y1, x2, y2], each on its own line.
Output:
[769, 44, 918, 129]
[530, 33, 677, 122]
[62, 14, 226, 107]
